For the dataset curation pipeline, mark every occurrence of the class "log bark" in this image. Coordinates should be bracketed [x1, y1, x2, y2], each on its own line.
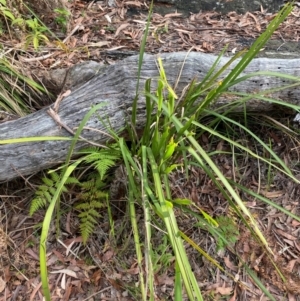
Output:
[1, 52, 300, 181]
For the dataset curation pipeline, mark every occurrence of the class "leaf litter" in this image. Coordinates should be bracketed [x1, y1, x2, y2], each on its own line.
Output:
[1, 1, 300, 300]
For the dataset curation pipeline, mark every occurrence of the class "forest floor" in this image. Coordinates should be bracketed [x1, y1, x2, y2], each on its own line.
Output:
[1, 1, 300, 300]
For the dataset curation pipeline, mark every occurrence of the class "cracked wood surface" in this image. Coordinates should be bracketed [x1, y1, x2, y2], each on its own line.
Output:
[1, 52, 300, 181]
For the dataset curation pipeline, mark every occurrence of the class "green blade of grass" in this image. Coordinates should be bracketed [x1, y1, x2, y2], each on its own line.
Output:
[230, 180, 300, 222]
[147, 147, 203, 301]
[39, 102, 109, 300]
[119, 138, 146, 299]
[131, 0, 154, 129]
[191, 116, 298, 182]
[163, 107, 272, 254]
[0, 136, 72, 144]
[142, 145, 155, 301]
[40, 162, 79, 301]
[195, 2, 293, 112]
[243, 264, 277, 301]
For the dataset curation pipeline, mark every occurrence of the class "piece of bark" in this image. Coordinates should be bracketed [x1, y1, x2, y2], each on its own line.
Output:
[1, 52, 300, 181]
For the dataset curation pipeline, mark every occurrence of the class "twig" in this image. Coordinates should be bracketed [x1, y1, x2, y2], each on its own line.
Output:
[47, 108, 106, 148]
[81, 287, 112, 301]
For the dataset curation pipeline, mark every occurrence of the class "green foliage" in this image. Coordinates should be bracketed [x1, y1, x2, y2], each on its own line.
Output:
[151, 235, 173, 274]
[197, 216, 240, 251]
[29, 171, 79, 216]
[74, 146, 121, 244]
[0, 2, 51, 116]
[25, 18, 48, 49]
[117, 3, 296, 300]
[0, 56, 49, 116]
[21, 1, 298, 300]
[54, 8, 70, 32]
[78, 145, 121, 180]
[76, 176, 107, 245]
[0, 0, 50, 49]
[31, 145, 120, 244]
[215, 216, 240, 251]
[0, 0, 17, 34]
[0, 0, 14, 21]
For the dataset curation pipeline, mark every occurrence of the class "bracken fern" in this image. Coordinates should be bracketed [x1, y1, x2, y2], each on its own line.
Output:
[78, 144, 121, 180]
[30, 145, 121, 244]
[76, 176, 107, 244]
[29, 171, 79, 216]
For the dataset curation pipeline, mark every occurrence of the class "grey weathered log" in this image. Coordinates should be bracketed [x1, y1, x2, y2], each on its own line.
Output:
[1, 51, 300, 181]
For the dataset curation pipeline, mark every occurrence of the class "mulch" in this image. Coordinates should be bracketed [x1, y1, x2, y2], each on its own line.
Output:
[1, 1, 300, 300]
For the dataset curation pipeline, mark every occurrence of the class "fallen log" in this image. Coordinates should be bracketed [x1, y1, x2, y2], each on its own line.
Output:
[1, 51, 300, 181]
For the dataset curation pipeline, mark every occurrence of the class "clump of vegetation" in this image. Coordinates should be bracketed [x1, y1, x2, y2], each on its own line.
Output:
[30, 145, 120, 245]
[197, 215, 240, 251]
[0, 0, 74, 118]
[2, 1, 300, 300]
[28, 2, 300, 300]
[54, 7, 70, 33]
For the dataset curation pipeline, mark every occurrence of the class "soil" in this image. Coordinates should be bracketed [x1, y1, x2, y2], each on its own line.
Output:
[1, 1, 300, 301]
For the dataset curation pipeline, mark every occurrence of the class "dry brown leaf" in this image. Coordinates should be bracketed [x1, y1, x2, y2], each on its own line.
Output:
[156, 274, 174, 286]
[102, 249, 115, 262]
[63, 278, 72, 301]
[91, 269, 101, 285]
[228, 286, 237, 301]
[25, 248, 39, 261]
[247, 12, 261, 32]
[285, 259, 298, 272]
[75, 16, 84, 25]
[51, 269, 78, 278]
[275, 229, 297, 241]
[125, 266, 139, 275]
[0, 277, 5, 293]
[124, 1, 142, 7]
[294, 241, 300, 253]
[291, 219, 300, 227]
[115, 23, 130, 37]
[261, 190, 284, 198]
[52, 250, 65, 263]
[165, 12, 182, 18]
[175, 28, 192, 34]
[82, 32, 90, 44]
[215, 285, 233, 295]
[0, 227, 7, 252]
[216, 140, 225, 151]
[285, 277, 300, 294]
[108, 278, 122, 290]
[86, 41, 110, 47]
[224, 256, 238, 272]
[68, 36, 78, 48]
[132, 19, 147, 25]
[29, 282, 42, 301]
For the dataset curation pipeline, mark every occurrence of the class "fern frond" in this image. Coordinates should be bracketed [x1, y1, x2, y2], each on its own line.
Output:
[79, 145, 121, 180]
[76, 203, 90, 210]
[50, 171, 60, 182]
[64, 176, 80, 185]
[75, 181, 107, 244]
[29, 196, 48, 216]
[79, 212, 99, 224]
[94, 159, 117, 180]
[80, 180, 97, 190]
[42, 177, 54, 187]
[91, 200, 104, 208]
[77, 206, 101, 244]
[80, 176, 105, 190]
[30, 171, 73, 216]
